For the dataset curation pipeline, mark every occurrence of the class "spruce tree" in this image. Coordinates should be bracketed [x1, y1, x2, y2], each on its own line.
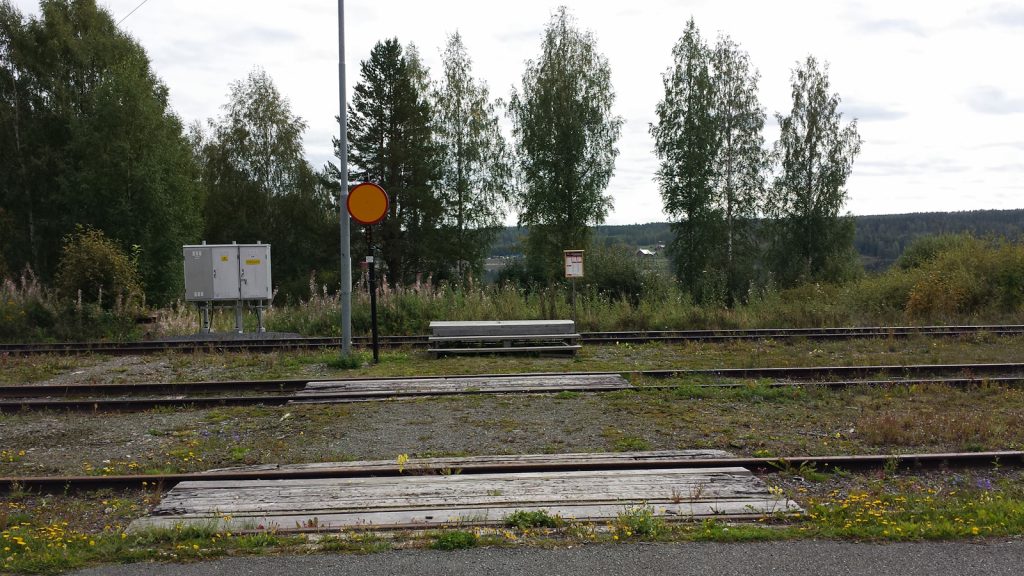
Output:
[347, 38, 440, 286]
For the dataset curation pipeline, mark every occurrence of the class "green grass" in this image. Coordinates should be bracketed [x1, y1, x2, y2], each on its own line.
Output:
[504, 510, 562, 530]
[430, 530, 478, 550]
[804, 478, 1024, 539]
[614, 505, 667, 539]
[317, 532, 391, 554]
[3, 234, 1022, 344]
[4, 469, 1022, 573]
[6, 371, 1024, 478]
[613, 436, 652, 452]
[0, 354, 107, 385]
[325, 353, 369, 370]
[5, 333, 1024, 386]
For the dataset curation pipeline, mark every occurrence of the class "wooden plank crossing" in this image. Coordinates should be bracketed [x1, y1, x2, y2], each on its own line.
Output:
[130, 455, 801, 532]
[292, 374, 630, 402]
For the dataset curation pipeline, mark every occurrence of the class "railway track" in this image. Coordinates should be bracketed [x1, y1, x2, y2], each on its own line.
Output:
[2, 363, 1022, 412]
[2, 324, 1022, 356]
[3, 450, 1021, 493]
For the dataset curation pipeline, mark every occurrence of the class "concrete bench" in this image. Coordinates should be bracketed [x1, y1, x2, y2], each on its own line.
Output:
[428, 320, 581, 357]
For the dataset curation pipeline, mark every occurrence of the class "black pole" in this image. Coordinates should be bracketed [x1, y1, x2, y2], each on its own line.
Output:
[366, 226, 380, 364]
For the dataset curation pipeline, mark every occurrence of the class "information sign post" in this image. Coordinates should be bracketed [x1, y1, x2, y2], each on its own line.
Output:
[564, 250, 584, 324]
[347, 182, 389, 363]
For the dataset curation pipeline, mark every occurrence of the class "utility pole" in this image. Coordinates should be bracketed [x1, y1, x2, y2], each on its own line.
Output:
[338, 0, 352, 357]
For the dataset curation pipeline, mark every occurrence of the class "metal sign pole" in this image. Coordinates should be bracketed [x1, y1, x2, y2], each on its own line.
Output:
[338, 0, 353, 358]
[347, 181, 388, 365]
[366, 226, 380, 364]
[571, 278, 577, 325]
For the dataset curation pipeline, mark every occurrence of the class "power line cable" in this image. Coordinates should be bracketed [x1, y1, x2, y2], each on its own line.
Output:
[117, 0, 152, 26]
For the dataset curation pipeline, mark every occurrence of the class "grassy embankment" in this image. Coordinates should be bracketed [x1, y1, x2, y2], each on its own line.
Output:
[2, 235, 1022, 341]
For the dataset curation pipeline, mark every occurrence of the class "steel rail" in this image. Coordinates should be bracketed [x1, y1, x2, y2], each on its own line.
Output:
[3, 362, 1022, 397]
[3, 450, 1021, 493]
[2, 324, 1022, 356]
[2, 368, 1022, 412]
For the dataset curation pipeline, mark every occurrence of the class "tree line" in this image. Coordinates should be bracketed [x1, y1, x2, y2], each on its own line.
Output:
[2, 1, 865, 307]
[490, 209, 1024, 272]
[651, 19, 861, 305]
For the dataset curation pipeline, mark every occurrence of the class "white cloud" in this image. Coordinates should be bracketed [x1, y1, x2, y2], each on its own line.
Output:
[10, 0, 1024, 223]
[966, 86, 1024, 115]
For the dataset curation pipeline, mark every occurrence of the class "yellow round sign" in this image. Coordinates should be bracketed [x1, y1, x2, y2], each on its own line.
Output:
[347, 182, 389, 225]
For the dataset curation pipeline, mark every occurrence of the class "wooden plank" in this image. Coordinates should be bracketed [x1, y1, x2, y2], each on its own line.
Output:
[130, 498, 801, 532]
[289, 386, 621, 403]
[296, 374, 628, 397]
[430, 320, 575, 337]
[428, 333, 580, 342]
[202, 449, 736, 474]
[429, 345, 581, 355]
[150, 469, 768, 515]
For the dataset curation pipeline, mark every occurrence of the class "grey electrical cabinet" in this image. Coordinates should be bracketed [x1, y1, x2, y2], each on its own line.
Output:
[183, 243, 271, 302]
[239, 244, 272, 300]
[211, 246, 241, 300]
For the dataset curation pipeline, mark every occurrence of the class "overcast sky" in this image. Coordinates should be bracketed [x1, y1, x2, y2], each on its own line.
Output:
[12, 0, 1024, 225]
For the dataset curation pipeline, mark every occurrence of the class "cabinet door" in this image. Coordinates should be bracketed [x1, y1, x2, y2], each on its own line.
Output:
[211, 247, 240, 300]
[239, 245, 272, 300]
[183, 247, 213, 301]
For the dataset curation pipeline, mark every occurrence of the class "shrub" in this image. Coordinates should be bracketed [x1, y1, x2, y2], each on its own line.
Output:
[896, 233, 974, 270]
[616, 505, 666, 539]
[903, 236, 1024, 321]
[580, 244, 645, 305]
[0, 267, 54, 340]
[55, 226, 144, 310]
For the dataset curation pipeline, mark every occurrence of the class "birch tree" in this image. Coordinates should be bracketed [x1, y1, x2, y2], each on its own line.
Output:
[767, 55, 862, 285]
[509, 7, 623, 279]
[433, 32, 512, 279]
[709, 35, 766, 299]
[652, 19, 765, 304]
[652, 18, 718, 300]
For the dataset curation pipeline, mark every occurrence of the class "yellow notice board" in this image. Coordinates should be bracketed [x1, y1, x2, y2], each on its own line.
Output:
[564, 250, 584, 278]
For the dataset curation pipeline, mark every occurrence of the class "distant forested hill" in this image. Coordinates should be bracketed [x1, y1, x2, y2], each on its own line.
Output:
[490, 222, 672, 256]
[490, 209, 1024, 271]
[854, 209, 1024, 270]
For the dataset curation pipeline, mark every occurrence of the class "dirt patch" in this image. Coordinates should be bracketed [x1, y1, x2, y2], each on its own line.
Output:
[3, 382, 1024, 477]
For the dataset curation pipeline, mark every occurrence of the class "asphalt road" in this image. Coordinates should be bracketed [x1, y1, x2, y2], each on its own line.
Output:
[68, 540, 1024, 576]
